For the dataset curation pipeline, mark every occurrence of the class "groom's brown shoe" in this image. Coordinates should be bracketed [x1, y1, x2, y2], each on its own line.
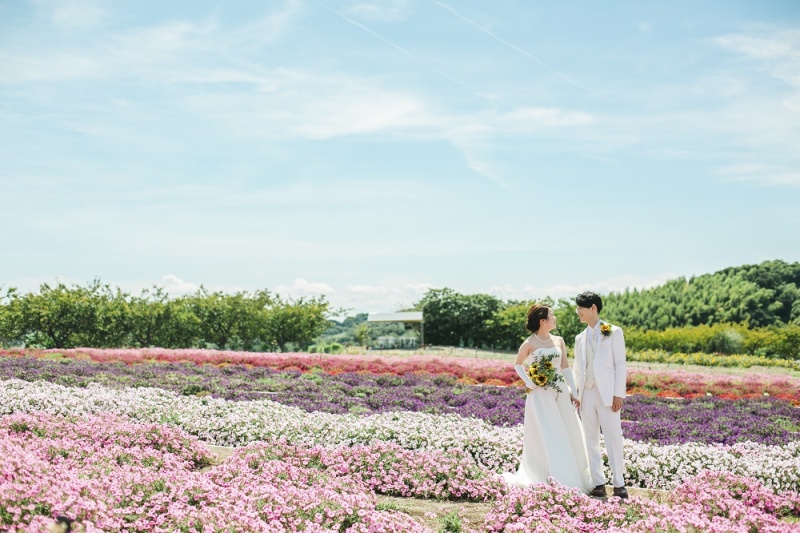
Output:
[613, 486, 629, 500]
[589, 485, 607, 498]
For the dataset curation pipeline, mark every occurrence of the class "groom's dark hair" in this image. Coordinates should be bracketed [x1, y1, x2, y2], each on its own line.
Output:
[576, 291, 603, 313]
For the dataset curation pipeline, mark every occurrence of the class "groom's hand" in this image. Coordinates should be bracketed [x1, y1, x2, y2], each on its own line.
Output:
[611, 396, 624, 413]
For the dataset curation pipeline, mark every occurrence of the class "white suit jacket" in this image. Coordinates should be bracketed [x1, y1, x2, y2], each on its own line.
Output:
[573, 322, 627, 407]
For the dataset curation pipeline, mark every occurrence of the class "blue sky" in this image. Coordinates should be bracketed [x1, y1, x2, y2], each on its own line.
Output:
[2, 0, 799, 315]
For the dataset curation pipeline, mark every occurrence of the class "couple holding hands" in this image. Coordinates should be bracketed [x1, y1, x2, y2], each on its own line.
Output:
[502, 291, 628, 500]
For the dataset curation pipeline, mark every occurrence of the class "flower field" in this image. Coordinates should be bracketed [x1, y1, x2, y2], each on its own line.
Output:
[3, 347, 799, 401]
[1, 349, 799, 531]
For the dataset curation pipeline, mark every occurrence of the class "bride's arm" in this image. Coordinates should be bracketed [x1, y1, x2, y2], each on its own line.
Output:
[558, 336, 579, 404]
[514, 340, 532, 366]
[513, 341, 536, 389]
[558, 337, 569, 369]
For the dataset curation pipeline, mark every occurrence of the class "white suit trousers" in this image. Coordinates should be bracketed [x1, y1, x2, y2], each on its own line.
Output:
[580, 386, 625, 488]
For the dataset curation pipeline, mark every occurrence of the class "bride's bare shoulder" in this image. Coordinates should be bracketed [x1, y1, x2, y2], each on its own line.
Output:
[518, 336, 536, 351]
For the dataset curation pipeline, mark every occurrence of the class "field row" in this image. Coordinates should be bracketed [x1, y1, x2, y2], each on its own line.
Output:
[3, 348, 800, 531]
[2, 411, 799, 532]
[2, 356, 798, 446]
[2, 379, 799, 493]
[3, 350, 799, 401]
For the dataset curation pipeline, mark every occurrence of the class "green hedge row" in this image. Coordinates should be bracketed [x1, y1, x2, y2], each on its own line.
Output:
[624, 322, 800, 359]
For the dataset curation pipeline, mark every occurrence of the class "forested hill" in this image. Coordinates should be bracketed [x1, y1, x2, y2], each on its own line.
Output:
[602, 260, 800, 330]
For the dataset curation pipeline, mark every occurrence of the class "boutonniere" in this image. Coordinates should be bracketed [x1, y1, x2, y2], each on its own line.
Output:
[600, 323, 612, 337]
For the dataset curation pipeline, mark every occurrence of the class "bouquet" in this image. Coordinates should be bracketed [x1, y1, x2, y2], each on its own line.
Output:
[526, 352, 564, 394]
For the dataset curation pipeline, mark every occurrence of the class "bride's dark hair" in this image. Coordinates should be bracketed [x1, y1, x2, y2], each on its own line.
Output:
[525, 304, 551, 333]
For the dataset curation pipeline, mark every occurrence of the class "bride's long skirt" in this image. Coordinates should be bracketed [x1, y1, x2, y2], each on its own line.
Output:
[502, 386, 593, 491]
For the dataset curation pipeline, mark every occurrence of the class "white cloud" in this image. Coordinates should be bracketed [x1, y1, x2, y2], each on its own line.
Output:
[275, 278, 335, 297]
[338, 282, 433, 313]
[347, 282, 432, 295]
[161, 275, 200, 295]
[0, 2, 596, 190]
[714, 30, 799, 62]
[487, 274, 676, 302]
[32, 0, 107, 30]
[717, 163, 800, 187]
[345, 0, 410, 22]
[496, 107, 594, 129]
[714, 28, 800, 97]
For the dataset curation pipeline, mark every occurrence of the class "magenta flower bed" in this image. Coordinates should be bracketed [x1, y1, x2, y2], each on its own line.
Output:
[230, 439, 506, 501]
[0, 413, 428, 532]
[483, 471, 800, 532]
[3, 412, 799, 532]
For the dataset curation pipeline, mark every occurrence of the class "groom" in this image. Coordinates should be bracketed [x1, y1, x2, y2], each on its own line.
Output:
[573, 291, 628, 499]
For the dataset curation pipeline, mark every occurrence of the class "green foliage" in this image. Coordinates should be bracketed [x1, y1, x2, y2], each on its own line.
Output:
[183, 287, 274, 350]
[6, 260, 799, 356]
[307, 342, 344, 354]
[626, 323, 800, 359]
[0, 281, 331, 351]
[3, 279, 110, 349]
[261, 295, 330, 351]
[438, 511, 463, 533]
[417, 288, 503, 348]
[627, 349, 800, 370]
[603, 260, 800, 329]
[124, 287, 199, 348]
[484, 302, 529, 350]
[552, 297, 584, 342]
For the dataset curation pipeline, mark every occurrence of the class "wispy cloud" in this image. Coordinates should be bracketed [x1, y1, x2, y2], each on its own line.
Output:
[276, 279, 336, 297]
[316, 0, 477, 95]
[717, 163, 800, 187]
[1, 0, 597, 189]
[342, 282, 433, 312]
[33, 0, 108, 31]
[487, 273, 677, 301]
[344, 0, 410, 22]
[428, 0, 599, 97]
[0, 1, 302, 84]
[714, 28, 800, 102]
[161, 275, 200, 295]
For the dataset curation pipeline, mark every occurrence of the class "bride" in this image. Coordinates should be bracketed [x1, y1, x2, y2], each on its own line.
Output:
[502, 303, 593, 492]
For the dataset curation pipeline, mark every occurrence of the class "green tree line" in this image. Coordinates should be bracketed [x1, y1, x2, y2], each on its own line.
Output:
[4, 259, 798, 356]
[0, 280, 330, 351]
[602, 259, 800, 329]
[407, 260, 800, 357]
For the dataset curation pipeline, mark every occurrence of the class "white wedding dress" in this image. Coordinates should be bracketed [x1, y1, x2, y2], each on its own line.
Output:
[502, 346, 593, 492]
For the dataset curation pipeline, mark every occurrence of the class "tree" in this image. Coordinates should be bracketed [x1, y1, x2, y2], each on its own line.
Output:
[553, 298, 583, 346]
[354, 323, 369, 347]
[484, 302, 529, 351]
[0, 286, 20, 346]
[9, 280, 106, 349]
[260, 295, 331, 351]
[183, 288, 273, 350]
[123, 287, 199, 348]
[416, 288, 503, 348]
[602, 260, 800, 330]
